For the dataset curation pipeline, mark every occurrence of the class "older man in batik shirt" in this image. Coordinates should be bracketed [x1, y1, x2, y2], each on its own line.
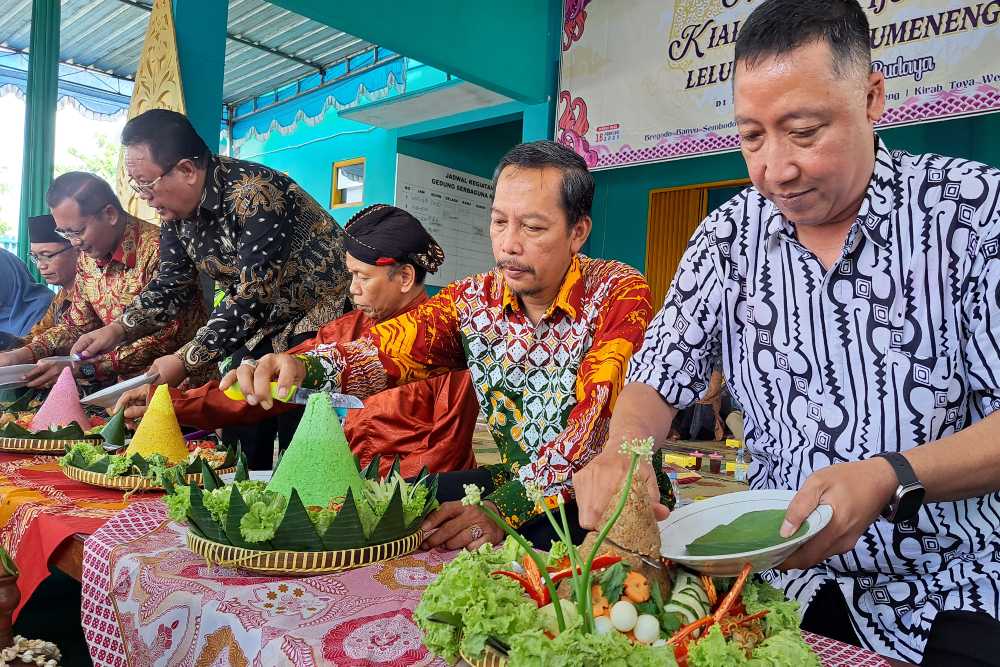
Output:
[578, 2, 1000, 664]
[226, 141, 654, 551]
[72, 109, 350, 389]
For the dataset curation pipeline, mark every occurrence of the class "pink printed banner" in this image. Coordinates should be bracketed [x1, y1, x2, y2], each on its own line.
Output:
[559, 0, 1000, 168]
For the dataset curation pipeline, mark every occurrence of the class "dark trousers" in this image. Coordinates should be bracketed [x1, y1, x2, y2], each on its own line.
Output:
[221, 332, 312, 470]
[435, 468, 588, 551]
[802, 580, 1000, 666]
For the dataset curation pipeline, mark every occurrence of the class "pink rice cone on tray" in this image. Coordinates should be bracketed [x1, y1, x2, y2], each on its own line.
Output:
[29, 367, 92, 432]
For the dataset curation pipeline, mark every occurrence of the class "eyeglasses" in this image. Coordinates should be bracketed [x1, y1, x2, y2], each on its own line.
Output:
[28, 245, 74, 266]
[54, 227, 85, 242]
[127, 156, 197, 196]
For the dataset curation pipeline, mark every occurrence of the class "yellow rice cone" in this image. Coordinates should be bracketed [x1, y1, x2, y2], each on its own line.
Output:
[124, 384, 188, 464]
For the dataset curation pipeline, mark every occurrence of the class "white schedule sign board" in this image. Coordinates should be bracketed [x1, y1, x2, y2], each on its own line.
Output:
[394, 154, 495, 287]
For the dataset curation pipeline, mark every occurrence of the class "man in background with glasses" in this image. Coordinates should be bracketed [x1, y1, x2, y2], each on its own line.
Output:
[0, 172, 205, 389]
[21, 214, 78, 346]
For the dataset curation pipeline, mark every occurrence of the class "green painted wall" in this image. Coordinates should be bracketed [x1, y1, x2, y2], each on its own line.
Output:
[398, 120, 523, 179]
[172, 0, 227, 151]
[589, 113, 1000, 272]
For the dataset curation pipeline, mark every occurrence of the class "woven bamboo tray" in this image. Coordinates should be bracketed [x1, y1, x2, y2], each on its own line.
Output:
[62, 464, 237, 491]
[186, 527, 424, 576]
[0, 436, 101, 454]
[462, 646, 508, 667]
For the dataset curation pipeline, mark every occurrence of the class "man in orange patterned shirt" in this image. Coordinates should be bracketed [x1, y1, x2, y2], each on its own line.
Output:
[0, 173, 206, 388]
[226, 142, 654, 550]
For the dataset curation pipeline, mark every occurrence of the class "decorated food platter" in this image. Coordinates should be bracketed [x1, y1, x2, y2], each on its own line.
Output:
[167, 391, 438, 576]
[0, 369, 104, 453]
[59, 384, 238, 493]
[415, 439, 824, 667]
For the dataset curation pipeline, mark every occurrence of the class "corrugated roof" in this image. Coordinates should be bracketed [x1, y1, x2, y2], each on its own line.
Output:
[0, 0, 377, 105]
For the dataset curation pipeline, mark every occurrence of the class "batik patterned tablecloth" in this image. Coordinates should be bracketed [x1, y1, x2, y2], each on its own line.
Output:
[0, 452, 135, 618]
[81, 503, 893, 667]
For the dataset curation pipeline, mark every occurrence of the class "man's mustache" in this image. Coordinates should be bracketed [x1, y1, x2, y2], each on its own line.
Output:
[496, 260, 535, 274]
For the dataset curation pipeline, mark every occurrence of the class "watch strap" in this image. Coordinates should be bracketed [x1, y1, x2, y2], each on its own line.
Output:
[875, 452, 918, 487]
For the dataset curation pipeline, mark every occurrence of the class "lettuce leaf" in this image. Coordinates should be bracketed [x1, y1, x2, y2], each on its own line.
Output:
[308, 506, 337, 536]
[414, 543, 541, 664]
[106, 454, 132, 477]
[59, 442, 105, 468]
[239, 492, 288, 543]
[688, 624, 748, 666]
[165, 485, 192, 523]
[741, 580, 801, 636]
[747, 629, 821, 666]
[203, 486, 234, 525]
[509, 628, 677, 667]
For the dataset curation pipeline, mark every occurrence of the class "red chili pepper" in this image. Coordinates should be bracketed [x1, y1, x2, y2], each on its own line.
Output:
[521, 556, 551, 605]
[549, 554, 623, 584]
[492, 570, 548, 606]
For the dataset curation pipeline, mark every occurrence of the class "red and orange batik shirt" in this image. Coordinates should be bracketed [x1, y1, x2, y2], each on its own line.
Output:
[298, 255, 653, 527]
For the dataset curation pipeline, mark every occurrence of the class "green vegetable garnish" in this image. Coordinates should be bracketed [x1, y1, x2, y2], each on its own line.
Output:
[746, 629, 821, 666]
[686, 510, 808, 556]
[106, 454, 132, 477]
[165, 485, 192, 523]
[240, 492, 288, 543]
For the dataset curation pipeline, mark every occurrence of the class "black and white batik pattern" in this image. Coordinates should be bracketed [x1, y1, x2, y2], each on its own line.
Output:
[629, 138, 1000, 662]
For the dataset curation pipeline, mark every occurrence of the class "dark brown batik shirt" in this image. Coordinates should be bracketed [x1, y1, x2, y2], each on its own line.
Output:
[119, 155, 350, 374]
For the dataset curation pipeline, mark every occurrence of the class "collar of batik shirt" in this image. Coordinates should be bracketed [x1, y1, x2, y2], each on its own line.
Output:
[196, 154, 228, 220]
[765, 135, 897, 253]
[95, 217, 141, 270]
[501, 253, 584, 322]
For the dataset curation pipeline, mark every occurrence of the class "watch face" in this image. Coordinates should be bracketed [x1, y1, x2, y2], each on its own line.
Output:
[896, 484, 926, 522]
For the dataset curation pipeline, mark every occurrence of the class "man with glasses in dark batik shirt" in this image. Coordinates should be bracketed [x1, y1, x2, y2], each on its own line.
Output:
[72, 109, 351, 396]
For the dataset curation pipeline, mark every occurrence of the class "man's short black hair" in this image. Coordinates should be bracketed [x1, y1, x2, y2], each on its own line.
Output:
[493, 140, 595, 227]
[735, 0, 871, 77]
[121, 108, 211, 171]
[46, 171, 126, 217]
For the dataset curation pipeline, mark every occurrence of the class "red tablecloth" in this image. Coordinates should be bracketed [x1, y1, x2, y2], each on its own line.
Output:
[81, 503, 894, 667]
[0, 452, 147, 618]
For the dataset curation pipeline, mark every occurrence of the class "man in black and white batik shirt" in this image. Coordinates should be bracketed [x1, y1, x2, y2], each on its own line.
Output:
[574, 1, 1000, 665]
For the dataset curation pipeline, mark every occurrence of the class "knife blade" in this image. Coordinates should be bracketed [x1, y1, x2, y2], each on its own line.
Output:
[286, 387, 364, 409]
[38, 354, 81, 363]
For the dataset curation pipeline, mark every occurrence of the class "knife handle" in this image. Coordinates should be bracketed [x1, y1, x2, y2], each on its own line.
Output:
[222, 382, 297, 402]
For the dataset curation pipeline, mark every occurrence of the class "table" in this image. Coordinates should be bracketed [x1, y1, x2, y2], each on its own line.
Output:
[0, 451, 147, 650]
[80, 503, 900, 667]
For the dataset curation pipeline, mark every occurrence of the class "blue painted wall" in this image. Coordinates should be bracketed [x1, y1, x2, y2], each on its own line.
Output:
[232, 63, 538, 225]
[234, 113, 397, 224]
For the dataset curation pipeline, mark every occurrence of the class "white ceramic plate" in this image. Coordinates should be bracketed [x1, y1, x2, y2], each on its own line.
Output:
[81, 372, 159, 409]
[659, 489, 833, 576]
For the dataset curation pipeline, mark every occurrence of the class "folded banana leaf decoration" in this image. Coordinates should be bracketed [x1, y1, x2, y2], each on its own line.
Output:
[174, 453, 438, 552]
[0, 420, 97, 441]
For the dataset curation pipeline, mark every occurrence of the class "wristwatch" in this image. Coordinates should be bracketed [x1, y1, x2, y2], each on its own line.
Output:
[874, 452, 925, 523]
[79, 363, 96, 380]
